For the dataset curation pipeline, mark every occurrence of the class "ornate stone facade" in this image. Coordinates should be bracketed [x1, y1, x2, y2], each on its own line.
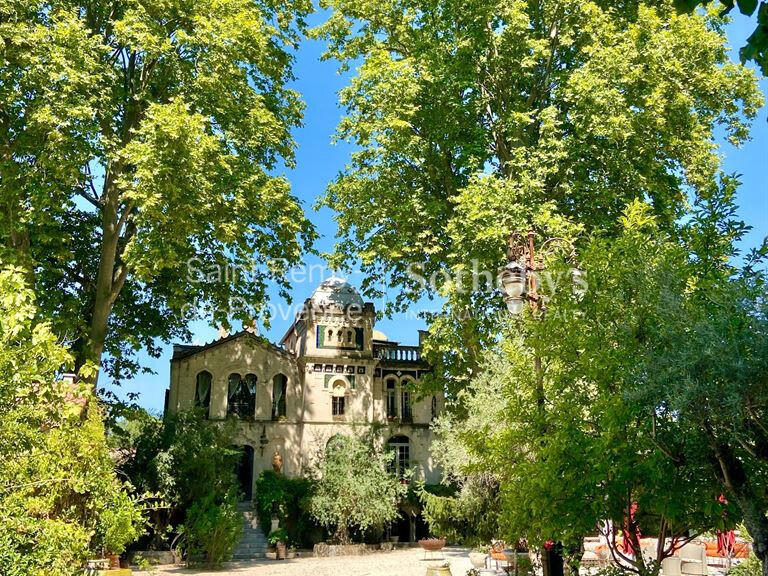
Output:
[165, 278, 444, 499]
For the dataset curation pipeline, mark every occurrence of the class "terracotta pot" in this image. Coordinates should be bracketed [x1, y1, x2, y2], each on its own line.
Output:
[276, 542, 287, 560]
[107, 554, 121, 569]
[419, 538, 446, 552]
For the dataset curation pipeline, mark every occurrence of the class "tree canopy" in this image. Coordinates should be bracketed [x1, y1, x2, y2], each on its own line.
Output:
[674, 0, 768, 74]
[314, 0, 762, 393]
[0, 0, 316, 387]
[436, 195, 768, 575]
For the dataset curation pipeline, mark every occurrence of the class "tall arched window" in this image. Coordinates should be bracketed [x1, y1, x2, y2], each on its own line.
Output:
[385, 378, 397, 419]
[272, 373, 287, 420]
[331, 379, 346, 419]
[400, 381, 413, 422]
[195, 371, 212, 417]
[226, 373, 243, 418]
[226, 373, 256, 419]
[431, 395, 438, 421]
[387, 435, 410, 476]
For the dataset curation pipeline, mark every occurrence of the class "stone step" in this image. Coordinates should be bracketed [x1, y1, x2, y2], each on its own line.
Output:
[231, 504, 270, 561]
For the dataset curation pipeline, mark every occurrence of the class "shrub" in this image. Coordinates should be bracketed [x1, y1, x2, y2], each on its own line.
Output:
[117, 409, 241, 557]
[185, 490, 242, 568]
[419, 475, 500, 545]
[95, 489, 145, 556]
[730, 554, 764, 576]
[0, 266, 143, 575]
[254, 470, 316, 547]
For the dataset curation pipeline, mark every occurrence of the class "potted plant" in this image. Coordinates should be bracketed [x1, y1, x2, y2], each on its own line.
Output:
[97, 494, 143, 571]
[268, 528, 288, 560]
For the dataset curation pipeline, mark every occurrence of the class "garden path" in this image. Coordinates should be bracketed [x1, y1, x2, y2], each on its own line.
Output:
[133, 546, 474, 576]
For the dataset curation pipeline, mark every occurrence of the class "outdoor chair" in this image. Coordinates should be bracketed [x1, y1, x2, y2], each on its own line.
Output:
[662, 556, 683, 576]
[680, 543, 708, 576]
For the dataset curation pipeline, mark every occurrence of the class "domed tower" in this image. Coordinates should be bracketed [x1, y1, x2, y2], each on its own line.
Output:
[279, 277, 376, 361]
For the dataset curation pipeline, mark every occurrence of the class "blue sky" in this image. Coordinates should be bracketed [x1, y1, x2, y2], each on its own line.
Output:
[115, 10, 768, 414]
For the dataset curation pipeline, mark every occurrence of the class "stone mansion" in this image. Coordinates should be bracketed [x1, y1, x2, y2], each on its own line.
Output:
[165, 277, 444, 501]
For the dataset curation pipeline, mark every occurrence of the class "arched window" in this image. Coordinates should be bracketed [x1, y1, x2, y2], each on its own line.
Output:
[400, 381, 413, 422]
[227, 373, 255, 419]
[387, 435, 410, 476]
[327, 329, 333, 342]
[243, 373, 258, 416]
[385, 378, 397, 419]
[331, 379, 346, 419]
[347, 330, 353, 343]
[272, 373, 287, 420]
[431, 395, 438, 421]
[195, 371, 212, 417]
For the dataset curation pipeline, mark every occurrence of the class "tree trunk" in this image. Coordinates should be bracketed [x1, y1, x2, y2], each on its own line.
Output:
[334, 522, 349, 545]
[709, 437, 768, 576]
[737, 495, 768, 576]
[87, 166, 122, 388]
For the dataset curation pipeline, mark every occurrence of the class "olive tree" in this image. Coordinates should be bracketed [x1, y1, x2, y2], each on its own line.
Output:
[306, 434, 407, 544]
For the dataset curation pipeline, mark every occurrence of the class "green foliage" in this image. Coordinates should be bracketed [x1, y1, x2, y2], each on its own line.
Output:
[116, 409, 241, 557]
[730, 553, 765, 576]
[268, 528, 289, 546]
[419, 477, 501, 545]
[314, 0, 762, 396]
[306, 434, 407, 544]
[120, 410, 240, 510]
[185, 490, 242, 568]
[673, 0, 768, 74]
[95, 489, 145, 555]
[254, 470, 315, 547]
[0, 0, 316, 385]
[442, 194, 768, 574]
[0, 265, 142, 575]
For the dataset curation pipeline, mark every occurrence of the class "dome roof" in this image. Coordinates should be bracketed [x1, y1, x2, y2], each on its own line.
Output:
[372, 329, 388, 341]
[310, 277, 364, 308]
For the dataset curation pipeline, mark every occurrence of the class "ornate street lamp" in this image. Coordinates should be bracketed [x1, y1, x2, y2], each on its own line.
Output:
[498, 228, 578, 315]
[499, 261, 527, 314]
[497, 227, 579, 576]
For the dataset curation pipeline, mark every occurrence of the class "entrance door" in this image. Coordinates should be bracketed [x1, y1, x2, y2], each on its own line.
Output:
[235, 445, 254, 501]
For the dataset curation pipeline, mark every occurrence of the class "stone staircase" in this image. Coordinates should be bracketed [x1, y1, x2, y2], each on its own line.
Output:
[231, 502, 268, 560]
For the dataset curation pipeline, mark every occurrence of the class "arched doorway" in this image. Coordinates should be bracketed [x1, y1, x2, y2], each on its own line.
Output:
[234, 445, 255, 501]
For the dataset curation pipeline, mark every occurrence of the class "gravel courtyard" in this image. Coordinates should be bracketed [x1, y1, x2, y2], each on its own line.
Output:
[133, 546, 474, 576]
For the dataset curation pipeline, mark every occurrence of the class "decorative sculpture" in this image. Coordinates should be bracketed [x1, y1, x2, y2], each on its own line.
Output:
[272, 449, 283, 474]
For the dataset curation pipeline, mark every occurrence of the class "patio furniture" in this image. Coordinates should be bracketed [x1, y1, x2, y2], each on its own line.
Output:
[680, 543, 708, 576]
[662, 556, 683, 576]
[488, 541, 511, 570]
